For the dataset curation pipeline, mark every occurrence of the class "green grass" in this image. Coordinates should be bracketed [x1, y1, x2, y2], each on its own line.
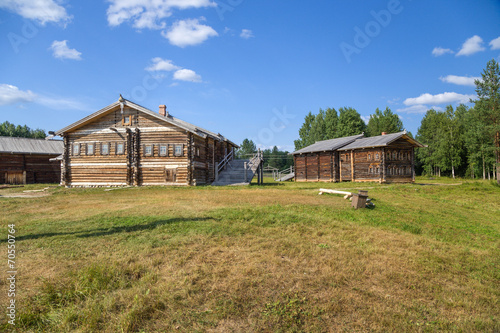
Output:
[0, 177, 499, 332]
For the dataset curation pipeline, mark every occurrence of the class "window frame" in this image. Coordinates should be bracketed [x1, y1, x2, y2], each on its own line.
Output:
[73, 143, 80, 156]
[116, 142, 125, 155]
[122, 115, 132, 126]
[101, 143, 110, 155]
[174, 144, 183, 157]
[159, 144, 168, 157]
[144, 144, 153, 157]
[87, 143, 94, 156]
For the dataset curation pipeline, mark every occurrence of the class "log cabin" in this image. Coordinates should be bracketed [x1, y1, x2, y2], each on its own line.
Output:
[0, 137, 63, 184]
[54, 97, 238, 187]
[292, 131, 424, 183]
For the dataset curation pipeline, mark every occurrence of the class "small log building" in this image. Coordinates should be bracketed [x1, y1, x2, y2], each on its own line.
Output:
[55, 97, 238, 187]
[0, 137, 63, 184]
[292, 131, 424, 183]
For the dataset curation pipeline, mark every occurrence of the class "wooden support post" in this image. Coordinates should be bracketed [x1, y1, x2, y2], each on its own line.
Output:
[411, 148, 415, 182]
[215, 162, 219, 182]
[381, 148, 386, 183]
[351, 150, 354, 181]
[244, 162, 247, 182]
[61, 135, 70, 186]
[133, 128, 140, 186]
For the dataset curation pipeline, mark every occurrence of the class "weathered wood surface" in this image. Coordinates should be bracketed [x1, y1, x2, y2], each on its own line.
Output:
[0, 153, 61, 184]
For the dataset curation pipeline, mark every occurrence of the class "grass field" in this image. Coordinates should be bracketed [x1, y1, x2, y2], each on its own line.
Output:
[1, 177, 499, 332]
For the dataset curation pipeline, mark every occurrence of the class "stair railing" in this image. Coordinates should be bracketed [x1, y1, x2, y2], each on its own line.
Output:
[215, 149, 234, 182]
[276, 166, 294, 181]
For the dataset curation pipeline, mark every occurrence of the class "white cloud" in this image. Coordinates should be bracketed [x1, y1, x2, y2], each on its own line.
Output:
[145, 57, 179, 71]
[0, 0, 71, 25]
[403, 92, 475, 106]
[50, 40, 82, 60]
[490, 36, 500, 50]
[162, 18, 218, 47]
[432, 47, 454, 56]
[360, 115, 370, 124]
[0, 83, 87, 110]
[0, 84, 35, 105]
[240, 29, 254, 39]
[456, 35, 485, 56]
[173, 69, 202, 82]
[106, 0, 215, 30]
[439, 75, 481, 87]
[396, 105, 443, 114]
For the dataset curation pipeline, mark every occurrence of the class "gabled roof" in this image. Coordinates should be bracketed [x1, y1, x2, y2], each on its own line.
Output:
[292, 134, 364, 155]
[54, 98, 238, 147]
[0, 137, 63, 155]
[338, 131, 424, 150]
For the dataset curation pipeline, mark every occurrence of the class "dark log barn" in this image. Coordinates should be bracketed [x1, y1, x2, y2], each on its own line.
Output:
[0, 137, 63, 184]
[54, 97, 238, 187]
[292, 131, 424, 183]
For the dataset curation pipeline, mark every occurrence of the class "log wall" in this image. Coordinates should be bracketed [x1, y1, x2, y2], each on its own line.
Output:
[63, 106, 236, 186]
[294, 138, 416, 184]
[0, 153, 61, 184]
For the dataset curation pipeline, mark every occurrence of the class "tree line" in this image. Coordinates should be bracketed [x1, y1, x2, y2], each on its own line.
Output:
[236, 139, 293, 171]
[294, 106, 403, 151]
[292, 59, 499, 182]
[0, 121, 46, 139]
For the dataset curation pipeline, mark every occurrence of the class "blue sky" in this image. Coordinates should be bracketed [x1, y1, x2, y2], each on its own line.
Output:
[1, 0, 499, 151]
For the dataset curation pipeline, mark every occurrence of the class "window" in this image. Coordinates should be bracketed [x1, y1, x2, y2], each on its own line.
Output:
[368, 154, 371, 161]
[73, 143, 80, 155]
[393, 152, 397, 159]
[101, 143, 109, 155]
[369, 167, 373, 174]
[375, 153, 379, 160]
[87, 143, 94, 155]
[116, 143, 124, 155]
[122, 115, 132, 126]
[159, 145, 167, 157]
[196, 147, 200, 157]
[376, 167, 379, 174]
[174, 144, 183, 157]
[144, 145, 152, 156]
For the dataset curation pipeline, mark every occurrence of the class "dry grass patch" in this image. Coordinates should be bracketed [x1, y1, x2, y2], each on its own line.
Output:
[0, 178, 499, 332]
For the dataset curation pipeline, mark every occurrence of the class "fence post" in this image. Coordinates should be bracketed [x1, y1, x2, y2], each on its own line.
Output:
[244, 162, 247, 182]
[215, 162, 219, 182]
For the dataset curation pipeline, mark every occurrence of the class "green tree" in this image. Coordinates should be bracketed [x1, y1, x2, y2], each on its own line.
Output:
[473, 59, 500, 183]
[0, 121, 46, 138]
[416, 109, 447, 176]
[294, 112, 315, 150]
[337, 107, 366, 137]
[237, 138, 256, 158]
[324, 107, 338, 139]
[366, 107, 403, 137]
[309, 109, 326, 143]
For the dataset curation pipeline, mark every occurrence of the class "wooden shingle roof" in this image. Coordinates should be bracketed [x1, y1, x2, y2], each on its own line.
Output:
[0, 137, 63, 155]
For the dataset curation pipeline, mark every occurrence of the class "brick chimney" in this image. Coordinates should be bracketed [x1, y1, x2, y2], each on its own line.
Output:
[159, 105, 167, 116]
[381, 132, 387, 135]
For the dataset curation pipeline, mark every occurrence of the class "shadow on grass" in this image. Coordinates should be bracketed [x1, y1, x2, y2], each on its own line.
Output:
[1, 217, 212, 243]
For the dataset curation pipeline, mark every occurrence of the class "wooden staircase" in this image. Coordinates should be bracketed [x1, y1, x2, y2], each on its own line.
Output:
[212, 152, 264, 186]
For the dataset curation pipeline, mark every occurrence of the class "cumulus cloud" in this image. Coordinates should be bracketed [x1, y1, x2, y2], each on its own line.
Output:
[490, 36, 500, 50]
[456, 35, 485, 56]
[396, 105, 443, 114]
[145, 57, 180, 71]
[0, 0, 71, 25]
[0, 84, 35, 105]
[439, 75, 481, 87]
[106, 0, 215, 30]
[240, 29, 254, 39]
[173, 69, 202, 82]
[50, 40, 82, 60]
[432, 47, 454, 56]
[162, 18, 217, 47]
[403, 92, 475, 106]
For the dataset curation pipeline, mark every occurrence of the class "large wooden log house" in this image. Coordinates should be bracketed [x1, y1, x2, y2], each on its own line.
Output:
[0, 137, 63, 184]
[292, 131, 424, 183]
[54, 97, 238, 187]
